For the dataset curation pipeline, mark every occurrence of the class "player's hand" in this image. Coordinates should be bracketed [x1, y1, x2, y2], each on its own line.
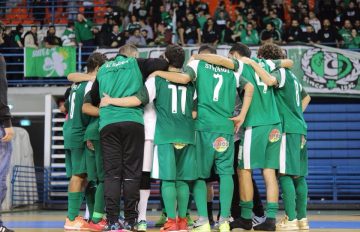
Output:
[86, 140, 95, 151]
[100, 93, 111, 107]
[239, 57, 253, 65]
[2, 127, 14, 142]
[229, 115, 245, 133]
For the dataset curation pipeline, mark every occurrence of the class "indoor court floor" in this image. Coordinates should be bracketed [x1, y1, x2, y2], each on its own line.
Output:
[2, 210, 360, 232]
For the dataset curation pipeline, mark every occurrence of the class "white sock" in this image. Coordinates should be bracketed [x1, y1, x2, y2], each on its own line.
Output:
[138, 189, 151, 221]
[84, 204, 90, 220]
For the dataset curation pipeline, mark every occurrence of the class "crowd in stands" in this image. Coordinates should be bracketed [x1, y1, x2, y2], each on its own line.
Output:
[0, 0, 359, 50]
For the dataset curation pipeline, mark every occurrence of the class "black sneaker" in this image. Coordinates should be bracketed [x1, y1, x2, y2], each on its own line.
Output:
[0, 226, 14, 232]
[123, 221, 136, 231]
[230, 217, 252, 230]
[253, 218, 276, 231]
[103, 222, 123, 231]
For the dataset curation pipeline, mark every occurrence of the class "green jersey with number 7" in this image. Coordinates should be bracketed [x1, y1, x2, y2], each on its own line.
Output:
[184, 59, 248, 135]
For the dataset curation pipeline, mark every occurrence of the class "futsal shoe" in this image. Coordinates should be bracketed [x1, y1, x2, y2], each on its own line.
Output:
[64, 216, 90, 230]
[160, 218, 179, 232]
[253, 218, 276, 231]
[0, 225, 14, 232]
[298, 218, 310, 230]
[136, 220, 147, 232]
[156, 212, 168, 227]
[219, 221, 230, 232]
[230, 217, 252, 230]
[191, 221, 211, 232]
[87, 219, 107, 231]
[276, 216, 299, 231]
[178, 217, 188, 231]
[186, 213, 194, 226]
[252, 215, 266, 227]
[103, 222, 124, 232]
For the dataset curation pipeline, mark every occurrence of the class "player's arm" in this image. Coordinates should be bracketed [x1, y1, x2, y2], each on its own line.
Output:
[230, 78, 254, 133]
[82, 91, 99, 117]
[240, 57, 278, 86]
[151, 71, 192, 84]
[67, 72, 96, 83]
[301, 89, 311, 112]
[192, 54, 239, 70]
[279, 59, 294, 69]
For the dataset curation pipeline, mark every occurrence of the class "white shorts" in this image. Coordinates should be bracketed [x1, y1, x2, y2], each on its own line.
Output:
[143, 140, 154, 172]
[143, 103, 156, 172]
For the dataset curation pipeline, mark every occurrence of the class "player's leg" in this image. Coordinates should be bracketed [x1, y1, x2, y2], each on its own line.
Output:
[84, 146, 97, 221]
[231, 139, 241, 220]
[206, 177, 215, 225]
[155, 180, 168, 227]
[252, 178, 266, 227]
[122, 122, 144, 230]
[100, 124, 123, 230]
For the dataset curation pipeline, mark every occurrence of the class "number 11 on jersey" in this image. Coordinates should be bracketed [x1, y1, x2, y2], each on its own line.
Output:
[168, 84, 187, 114]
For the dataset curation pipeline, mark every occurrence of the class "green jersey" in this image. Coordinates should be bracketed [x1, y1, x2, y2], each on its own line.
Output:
[184, 60, 247, 135]
[97, 56, 144, 130]
[272, 68, 308, 135]
[63, 82, 90, 149]
[83, 82, 100, 141]
[240, 58, 281, 127]
[136, 76, 196, 145]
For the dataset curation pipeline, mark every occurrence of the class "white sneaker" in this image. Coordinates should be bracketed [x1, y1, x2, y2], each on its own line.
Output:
[276, 216, 299, 231]
[252, 215, 266, 227]
[298, 218, 310, 230]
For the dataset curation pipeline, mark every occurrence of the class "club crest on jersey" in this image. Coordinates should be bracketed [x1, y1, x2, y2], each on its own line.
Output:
[269, 129, 281, 143]
[213, 137, 229, 152]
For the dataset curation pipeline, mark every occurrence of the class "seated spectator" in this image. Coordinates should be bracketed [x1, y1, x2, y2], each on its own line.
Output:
[126, 28, 146, 46]
[334, 6, 344, 29]
[223, 21, 237, 44]
[263, 9, 283, 33]
[235, 14, 247, 32]
[104, 5, 120, 24]
[11, 24, 24, 48]
[355, 20, 360, 33]
[339, 20, 353, 48]
[348, 29, 360, 48]
[344, 1, 359, 24]
[140, 18, 154, 40]
[194, 0, 209, 15]
[285, 19, 303, 43]
[318, 19, 341, 47]
[110, 25, 126, 48]
[202, 18, 219, 45]
[154, 23, 171, 45]
[43, 25, 61, 48]
[309, 11, 321, 33]
[62, 22, 76, 46]
[300, 25, 319, 44]
[24, 25, 39, 48]
[126, 15, 141, 33]
[235, 1, 249, 17]
[260, 22, 282, 44]
[300, 16, 311, 32]
[214, 1, 230, 20]
[178, 13, 201, 45]
[92, 27, 105, 47]
[141, 29, 153, 45]
[240, 23, 259, 45]
[135, 0, 149, 20]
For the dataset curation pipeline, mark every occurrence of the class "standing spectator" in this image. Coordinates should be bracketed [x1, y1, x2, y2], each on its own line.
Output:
[134, 0, 148, 20]
[24, 25, 39, 48]
[32, 0, 46, 28]
[126, 15, 141, 33]
[339, 20, 353, 48]
[223, 21, 237, 44]
[62, 22, 76, 47]
[126, 28, 146, 46]
[110, 25, 126, 48]
[263, 10, 283, 33]
[318, 19, 341, 47]
[285, 19, 303, 43]
[160, 5, 171, 25]
[178, 13, 201, 45]
[44, 25, 62, 48]
[348, 29, 360, 49]
[75, 13, 95, 47]
[0, 50, 15, 232]
[309, 11, 321, 33]
[11, 24, 24, 48]
[202, 18, 219, 45]
[344, 1, 359, 24]
[240, 23, 260, 45]
[300, 25, 319, 44]
[260, 22, 282, 44]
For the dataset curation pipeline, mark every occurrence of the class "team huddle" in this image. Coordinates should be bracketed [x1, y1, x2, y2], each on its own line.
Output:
[62, 42, 311, 232]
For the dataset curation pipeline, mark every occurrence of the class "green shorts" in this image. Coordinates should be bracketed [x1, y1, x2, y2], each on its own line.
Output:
[85, 140, 105, 181]
[151, 143, 197, 181]
[65, 148, 87, 178]
[279, 133, 308, 176]
[239, 123, 282, 170]
[196, 131, 234, 179]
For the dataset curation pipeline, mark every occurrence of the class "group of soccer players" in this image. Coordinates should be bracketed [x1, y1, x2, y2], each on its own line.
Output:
[62, 41, 311, 232]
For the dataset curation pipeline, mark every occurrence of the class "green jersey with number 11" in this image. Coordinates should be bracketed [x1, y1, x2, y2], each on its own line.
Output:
[272, 68, 308, 135]
[184, 59, 247, 135]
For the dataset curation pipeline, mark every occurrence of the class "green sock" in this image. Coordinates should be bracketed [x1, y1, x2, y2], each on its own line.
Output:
[162, 180, 177, 219]
[68, 192, 84, 221]
[92, 181, 105, 223]
[293, 177, 308, 220]
[240, 201, 253, 219]
[279, 176, 296, 220]
[266, 202, 279, 219]
[85, 181, 96, 220]
[192, 179, 208, 218]
[176, 181, 190, 218]
[219, 175, 234, 218]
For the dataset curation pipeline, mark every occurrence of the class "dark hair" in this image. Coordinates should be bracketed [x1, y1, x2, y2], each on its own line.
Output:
[257, 43, 285, 59]
[49, 25, 55, 30]
[198, 44, 217, 54]
[229, 43, 251, 58]
[87, 52, 107, 73]
[165, 44, 185, 68]
[16, 24, 23, 31]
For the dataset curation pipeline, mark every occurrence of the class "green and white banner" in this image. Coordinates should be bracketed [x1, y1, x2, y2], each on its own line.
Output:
[24, 47, 76, 78]
[97, 45, 360, 97]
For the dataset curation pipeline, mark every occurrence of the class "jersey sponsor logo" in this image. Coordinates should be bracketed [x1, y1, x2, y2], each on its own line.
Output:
[269, 129, 281, 143]
[213, 137, 229, 152]
[301, 48, 360, 91]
